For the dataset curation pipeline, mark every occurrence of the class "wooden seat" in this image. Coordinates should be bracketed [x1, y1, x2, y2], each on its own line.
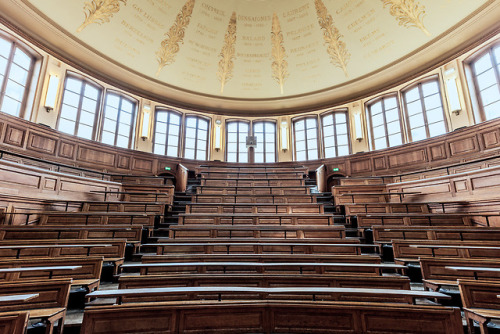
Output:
[196, 185, 311, 195]
[200, 178, 306, 187]
[167, 225, 345, 239]
[120, 261, 405, 276]
[143, 241, 376, 255]
[420, 258, 500, 291]
[191, 193, 317, 204]
[185, 203, 324, 214]
[0, 279, 71, 334]
[357, 213, 473, 229]
[81, 301, 463, 334]
[0, 311, 29, 334]
[0, 257, 102, 291]
[458, 279, 500, 334]
[344, 202, 430, 215]
[373, 226, 500, 244]
[177, 213, 335, 226]
[392, 240, 500, 265]
[86, 286, 448, 305]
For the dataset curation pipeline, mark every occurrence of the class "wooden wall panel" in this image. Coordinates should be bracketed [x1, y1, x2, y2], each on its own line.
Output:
[350, 159, 372, 173]
[132, 158, 154, 172]
[3, 125, 26, 148]
[59, 142, 75, 159]
[26, 132, 57, 155]
[449, 136, 478, 156]
[481, 129, 500, 149]
[77, 147, 116, 167]
[388, 149, 427, 168]
[429, 144, 447, 161]
[117, 155, 130, 169]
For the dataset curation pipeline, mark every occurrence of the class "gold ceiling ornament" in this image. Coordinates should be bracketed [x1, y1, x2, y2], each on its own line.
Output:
[76, 0, 127, 33]
[382, 0, 430, 36]
[155, 0, 196, 76]
[314, 0, 350, 77]
[217, 12, 237, 94]
[271, 13, 289, 95]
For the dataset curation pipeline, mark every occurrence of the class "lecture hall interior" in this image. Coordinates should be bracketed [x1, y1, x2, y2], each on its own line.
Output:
[0, 0, 499, 333]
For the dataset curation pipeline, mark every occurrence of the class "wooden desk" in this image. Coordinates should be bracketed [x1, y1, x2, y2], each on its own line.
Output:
[0, 293, 39, 303]
[446, 266, 500, 280]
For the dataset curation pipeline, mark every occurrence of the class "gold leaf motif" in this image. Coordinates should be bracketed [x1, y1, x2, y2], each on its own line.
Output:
[156, 0, 196, 76]
[314, 0, 350, 77]
[217, 12, 237, 94]
[271, 13, 288, 95]
[77, 0, 126, 33]
[382, 0, 430, 36]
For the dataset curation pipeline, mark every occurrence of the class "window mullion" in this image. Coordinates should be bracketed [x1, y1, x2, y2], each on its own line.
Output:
[75, 82, 86, 136]
[418, 84, 431, 139]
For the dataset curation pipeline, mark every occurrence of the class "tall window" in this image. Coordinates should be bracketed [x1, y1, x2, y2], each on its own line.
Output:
[0, 36, 35, 118]
[293, 117, 318, 161]
[469, 44, 500, 122]
[101, 92, 136, 148]
[184, 116, 209, 160]
[153, 109, 181, 157]
[403, 79, 447, 142]
[58, 75, 102, 140]
[322, 110, 350, 158]
[253, 121, 276, 163]
[226, 121, 249, 163]
[366, 95, 403, 150]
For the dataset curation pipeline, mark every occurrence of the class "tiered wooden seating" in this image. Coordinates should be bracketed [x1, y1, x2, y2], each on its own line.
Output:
[196, 185, 310, 195]
[186, 202, 323, 214]
[199, 178, 306, 187]
[191, 193, 317, 203]
[344, 202, 430, 215]
[459, 279, 500, 334]
[373, 226, 500, 244]
[178, 212, 335, 225]
[0, 279, 71, 334]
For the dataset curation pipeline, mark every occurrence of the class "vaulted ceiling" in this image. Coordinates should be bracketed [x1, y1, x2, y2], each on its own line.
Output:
[1, 0, 499, 115]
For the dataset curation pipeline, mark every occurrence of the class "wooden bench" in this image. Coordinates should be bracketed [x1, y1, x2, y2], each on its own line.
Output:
[338, 177, 391, 185]
[199, 178, 306, 187]
[458, 279, 500, 334]
[120, 261, 405, 276]
[118, 273, 410, 290]
[142, 241, 377, 256]
[373, 226, 500, 244]
[91, 191, 172, 204]
[82, 201, 167, 215]
[177, 213, 336, 226]
[200, 171, 307, 179]
[0, 239, 125, 275]
[0, 279, 71, 334]
[110, 175, 173, 186]
[357, 213, 473, 230]
[166, 225, 345, 240]
[196, 165, 308, 174]
[336, 192, 420, 204]
[139, 253, 381, 265]
[81, 301, 463, 334]
[0, 257, 102, 291]
[196, 186, 310, 195]
[344, 203, 430, 215]
[185, 203, 324, 214]
[0, 311, 29, 334]
[86, 286, 447, 305]
[191, 194, 318, 204]
[0, 225, 143, 244]
[392, 240, 500, 265]
[420, 258, 500, 292]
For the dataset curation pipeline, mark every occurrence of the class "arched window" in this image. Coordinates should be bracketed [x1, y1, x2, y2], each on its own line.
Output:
[253, 121, 276, 163]
[0, 35, 35, 118]
[321, 110, 350, 157]
[402, 78, 448, 142]
[184, 116, 209, 160]
[293, 117, 318, 161]
[469, 44, 500, 122]
[57, 74, 102, 140]
[153, 109, 181, 157]
[365, 95, 403, 150]
[226, 120, 249, 163]
[100, 92, 137, 148]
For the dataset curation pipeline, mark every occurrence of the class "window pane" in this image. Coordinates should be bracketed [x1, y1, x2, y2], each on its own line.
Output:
[428, 121, 446, 137]
[473, 53, 492, 74]
[411, 126, 426, 141]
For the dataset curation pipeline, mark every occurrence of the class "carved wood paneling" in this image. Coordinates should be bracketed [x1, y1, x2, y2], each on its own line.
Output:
[429, 144, 446, 161]
[77, 146, 116, 167]
[481, 129, 500, 149]
[449, 136, 478, 156]
[27, 132, 57, 155]
[373, 157, 386, 170]
[388, 149, 427, 168]
[132, 158, 154, 172]
[118, 155, 131, 169]
[350, 159, 372, 173]
[3, 125, 26, 148]
[59, 141, 76, 159]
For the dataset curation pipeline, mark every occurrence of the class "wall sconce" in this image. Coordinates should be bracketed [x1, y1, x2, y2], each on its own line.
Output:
[445, 77, 462, 115]
[280, 121, 288, 151]
[214, 120, 222, 151]
[140, 105, 151, 140]
[44, 74, 59, 112]
[354, 113, 363, 141]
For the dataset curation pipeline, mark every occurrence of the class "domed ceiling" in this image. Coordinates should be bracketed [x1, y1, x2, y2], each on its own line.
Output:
[1, 0, 499, 114]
